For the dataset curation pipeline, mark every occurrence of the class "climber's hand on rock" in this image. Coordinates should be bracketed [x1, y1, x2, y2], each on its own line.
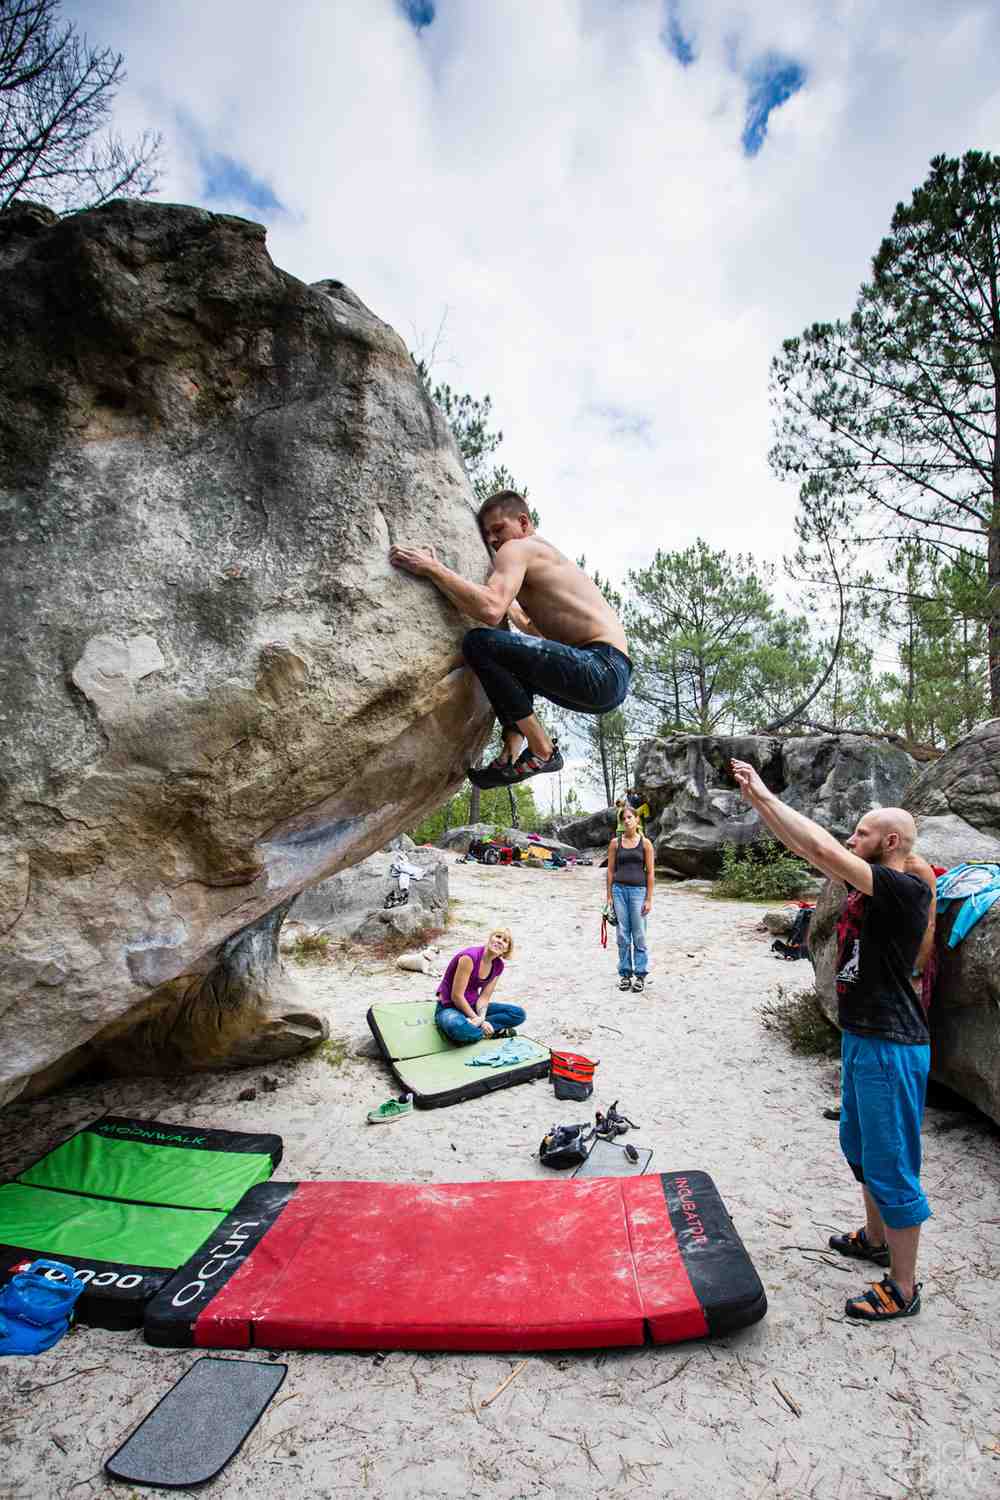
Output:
[390, 544, 438, 576]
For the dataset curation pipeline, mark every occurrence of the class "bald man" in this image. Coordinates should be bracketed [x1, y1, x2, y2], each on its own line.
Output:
[731, 762, 933, 1324]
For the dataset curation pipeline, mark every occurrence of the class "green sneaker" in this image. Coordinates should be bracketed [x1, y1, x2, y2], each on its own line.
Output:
[366, 1096, 413, 1125]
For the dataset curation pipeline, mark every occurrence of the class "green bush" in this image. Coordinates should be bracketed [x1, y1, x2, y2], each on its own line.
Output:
[758, 985, 840, 1057]
[408, 782, 540, 845]
[714, 838, 813, 900]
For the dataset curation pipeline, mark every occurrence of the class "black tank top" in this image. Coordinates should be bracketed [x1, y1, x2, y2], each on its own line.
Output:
[614, 838, 646, 886]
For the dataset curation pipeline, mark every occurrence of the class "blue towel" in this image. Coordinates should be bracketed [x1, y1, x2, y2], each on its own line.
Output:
[465, 1039, 544, 1068]
[935, 863, 1000, 946]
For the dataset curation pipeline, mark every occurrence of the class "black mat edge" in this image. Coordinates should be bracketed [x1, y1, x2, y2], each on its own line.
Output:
[0, 1241, 170, 1331]
[144, 1182, 298, 1347]
[13, 1117, 283, 1185]
[391, 1055, 551, 1109]
[658, 1170, 768, 1336]
[104, 1356, 287, 1487]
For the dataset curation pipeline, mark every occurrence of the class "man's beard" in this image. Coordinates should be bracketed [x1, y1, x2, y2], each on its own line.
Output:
[867, 839, 887, 866]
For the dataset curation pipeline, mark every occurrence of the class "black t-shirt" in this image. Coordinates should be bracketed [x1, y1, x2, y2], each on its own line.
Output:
[835, 865, 931, 1044]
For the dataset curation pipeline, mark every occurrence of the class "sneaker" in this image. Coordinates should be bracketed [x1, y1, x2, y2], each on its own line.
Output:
[618, 975, 633, 991]
[494, 1027, 518, 1039]
[631, 976, 646, 993]
[366, 1096, 413, 1125]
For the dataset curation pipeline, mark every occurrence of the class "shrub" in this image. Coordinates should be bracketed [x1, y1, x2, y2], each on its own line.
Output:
[758, 985, 840, 1057]
[287, 931, 334, 963]
[714, 838, 813, 900]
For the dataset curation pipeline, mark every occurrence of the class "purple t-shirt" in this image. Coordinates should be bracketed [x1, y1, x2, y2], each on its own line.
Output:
[436, 945, 504, 1009]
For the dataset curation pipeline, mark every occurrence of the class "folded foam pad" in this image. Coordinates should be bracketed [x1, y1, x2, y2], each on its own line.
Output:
[105, 1356, 286, 1487]
[367, 1000, 550, 1108]
[145, 1172, 766, 1350]
[0, 1117, 282, 1330]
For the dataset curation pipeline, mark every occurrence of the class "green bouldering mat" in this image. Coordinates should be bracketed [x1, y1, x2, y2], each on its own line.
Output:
[0, 1184, 224, 1269]
[20, 1120, 276, 1210]
[0, 1117, 283, 1330]
[367, 1001, 550, 1108]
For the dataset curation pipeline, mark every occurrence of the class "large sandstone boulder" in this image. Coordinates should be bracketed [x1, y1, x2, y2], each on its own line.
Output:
[634, 733, 918, 877]
[0, 199, 492, 1105]
[810, 720, 1000, 1123]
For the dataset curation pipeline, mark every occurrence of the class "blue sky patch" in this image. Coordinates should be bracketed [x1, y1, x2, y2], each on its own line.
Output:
[399, 0, 435, 29]
[742, 56, 806, 155]
[200, 153, 283, 216]
[662, 2, 695, 65]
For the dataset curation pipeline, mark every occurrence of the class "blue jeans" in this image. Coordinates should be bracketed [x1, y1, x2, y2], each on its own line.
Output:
[612, 884, 648, 978]
[839, 1033, 932, 1229]
[462, 628, 632, 731]
[435, 1002, 526, 1045]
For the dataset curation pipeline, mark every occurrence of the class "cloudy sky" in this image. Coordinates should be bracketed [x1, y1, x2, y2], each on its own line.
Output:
[69, 0, 1000, 592]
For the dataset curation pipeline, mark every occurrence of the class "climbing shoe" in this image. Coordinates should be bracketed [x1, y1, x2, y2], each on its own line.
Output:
[499, 742, 564, 783]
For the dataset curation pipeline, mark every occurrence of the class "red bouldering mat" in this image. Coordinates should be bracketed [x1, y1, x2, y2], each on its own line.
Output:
[144, 1173, 765, 1351]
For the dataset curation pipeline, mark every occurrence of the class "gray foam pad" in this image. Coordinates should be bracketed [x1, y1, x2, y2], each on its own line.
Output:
[105, 1356, 286, 1487]
[573, 1137, 653, 1178]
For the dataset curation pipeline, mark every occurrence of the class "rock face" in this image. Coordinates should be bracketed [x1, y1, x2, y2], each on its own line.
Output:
[0, 199, 493, 1106]
[634, 733, 919, 877]
[291, 838, 449, 944]
[810, 720, 1000, 1123]
[556, 807, 616, 850]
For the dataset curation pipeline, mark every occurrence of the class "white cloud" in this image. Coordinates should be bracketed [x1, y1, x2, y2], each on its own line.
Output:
[68, 0, 1000, 601]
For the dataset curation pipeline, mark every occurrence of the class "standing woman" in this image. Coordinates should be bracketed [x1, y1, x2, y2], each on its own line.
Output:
[606, 806, 655, 992]
[435, 927, 526, 1044]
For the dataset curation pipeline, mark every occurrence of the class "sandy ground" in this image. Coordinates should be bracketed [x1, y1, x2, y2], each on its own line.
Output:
[1, 857, 999, 1500]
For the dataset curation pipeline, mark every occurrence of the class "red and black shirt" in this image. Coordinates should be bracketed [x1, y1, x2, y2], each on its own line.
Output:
[835, 865, 931, 1045]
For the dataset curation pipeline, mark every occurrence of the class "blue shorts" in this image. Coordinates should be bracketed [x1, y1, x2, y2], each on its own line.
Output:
[839, 1033, 932, 1230]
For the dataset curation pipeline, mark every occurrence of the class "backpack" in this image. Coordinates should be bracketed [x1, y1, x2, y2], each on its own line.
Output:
[772, 903, 814, 961]
[539, 1123, 594, 1169]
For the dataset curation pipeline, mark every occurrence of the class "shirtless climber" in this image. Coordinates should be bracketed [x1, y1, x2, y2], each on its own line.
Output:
[389, 490, 631, 787]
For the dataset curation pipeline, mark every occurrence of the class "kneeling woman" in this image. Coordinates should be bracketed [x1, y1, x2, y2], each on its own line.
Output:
[435, 927, 525, 1044]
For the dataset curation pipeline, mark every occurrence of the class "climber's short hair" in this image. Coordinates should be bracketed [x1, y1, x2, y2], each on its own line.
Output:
[477, 490, 530, 528]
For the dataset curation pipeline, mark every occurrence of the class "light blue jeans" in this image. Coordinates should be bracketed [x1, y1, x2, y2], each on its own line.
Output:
[612, 883, 648, 978]
[435, 1002, 526, 1045]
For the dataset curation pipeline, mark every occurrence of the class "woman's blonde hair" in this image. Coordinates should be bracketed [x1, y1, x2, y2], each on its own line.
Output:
[488, 926, 515, 960]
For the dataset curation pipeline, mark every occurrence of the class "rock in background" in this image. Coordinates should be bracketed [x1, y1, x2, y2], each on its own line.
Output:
[634, 733, 919, 878]
[290, 837, 449, 944]
[0, 199, 493, 1105]
[555, 807, 616, 851]
[436, 825, 580, 860]
[809, 720, 1000, 1123]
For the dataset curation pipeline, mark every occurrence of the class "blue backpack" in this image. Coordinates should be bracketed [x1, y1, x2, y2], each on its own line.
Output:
[0, 1260, 86, 1356]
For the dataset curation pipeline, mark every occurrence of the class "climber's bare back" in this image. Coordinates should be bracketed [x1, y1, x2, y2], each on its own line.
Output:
[505, 536, 628, 655]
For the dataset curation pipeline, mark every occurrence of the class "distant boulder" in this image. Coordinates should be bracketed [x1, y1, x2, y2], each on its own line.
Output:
[634, 733, 918, 878]
[436, 824, 580, 860]
[556, 808, 616, 850]
[291, 840, 449, 944]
